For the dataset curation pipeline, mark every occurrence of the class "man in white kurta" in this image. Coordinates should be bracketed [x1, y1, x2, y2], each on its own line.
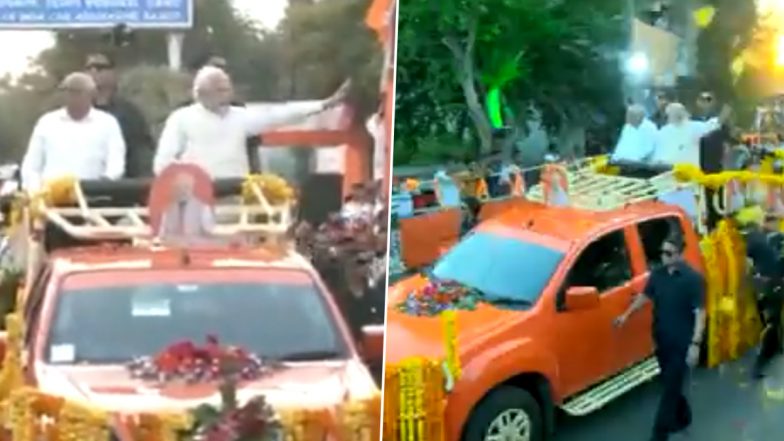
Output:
[21, 72, 126, 191]
[611, 104, 659, 163]
[154, 66, 350, 178]
[651, 102, 720, 167]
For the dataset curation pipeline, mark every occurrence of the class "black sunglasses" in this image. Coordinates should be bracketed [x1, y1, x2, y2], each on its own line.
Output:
[86, 63, 113, 71]
[661, 248, 677, 257]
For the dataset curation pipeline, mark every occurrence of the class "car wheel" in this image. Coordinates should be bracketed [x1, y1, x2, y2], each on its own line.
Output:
[463, 385, 544, 441]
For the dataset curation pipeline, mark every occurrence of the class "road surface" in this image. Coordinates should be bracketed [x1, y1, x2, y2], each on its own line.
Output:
[554, 352, 784, 441]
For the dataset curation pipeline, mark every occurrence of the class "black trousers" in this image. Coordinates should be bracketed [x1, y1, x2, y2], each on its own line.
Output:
[652, 344, 692, 439]
[755, 285, 784, 371]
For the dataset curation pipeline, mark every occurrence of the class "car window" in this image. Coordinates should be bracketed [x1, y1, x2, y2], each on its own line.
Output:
[46, 278, 346, 364]
[432, 231, 565, 305]
[637, 216, 683, 268]
[566, 230, 631, 293]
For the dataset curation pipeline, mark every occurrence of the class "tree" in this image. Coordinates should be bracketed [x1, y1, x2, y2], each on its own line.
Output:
[278, 0, 382, 118]
[395, 0, 626, 164]
[696, 0, 758, 107]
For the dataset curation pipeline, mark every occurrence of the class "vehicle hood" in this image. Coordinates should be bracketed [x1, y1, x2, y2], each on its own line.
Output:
[34, 359, 378, 413]
[385, 274, 529, 364]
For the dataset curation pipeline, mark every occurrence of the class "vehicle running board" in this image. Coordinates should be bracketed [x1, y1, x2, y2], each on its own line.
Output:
[560, 357, 660, 416]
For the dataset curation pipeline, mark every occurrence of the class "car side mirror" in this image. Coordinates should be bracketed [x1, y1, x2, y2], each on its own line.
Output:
[565, 286, 600, 310]
[360, 324, 384, 364]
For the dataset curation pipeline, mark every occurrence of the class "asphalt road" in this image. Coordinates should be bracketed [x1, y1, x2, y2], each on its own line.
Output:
[553, 352, 784, 441]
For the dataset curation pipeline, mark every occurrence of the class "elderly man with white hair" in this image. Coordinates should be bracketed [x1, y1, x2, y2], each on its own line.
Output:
[611, 104, 659, 163]
[21, 72, 126, 191]
[154, 66, 350, 178]
[651, 102, 729, 167]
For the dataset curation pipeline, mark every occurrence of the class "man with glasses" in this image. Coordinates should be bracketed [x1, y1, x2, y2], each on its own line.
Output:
[21, 72, 125, 192]
[652, 90, 671, 128]
[85, 52, 153, 178]
[614, 235, 706, 441]
[694, 91, 719, 123]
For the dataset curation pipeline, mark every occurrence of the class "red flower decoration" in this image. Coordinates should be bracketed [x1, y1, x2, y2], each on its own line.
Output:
[127, 335, 269, 384]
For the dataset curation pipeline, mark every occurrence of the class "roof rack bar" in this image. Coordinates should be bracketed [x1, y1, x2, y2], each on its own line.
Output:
[27, 177, 295, 244]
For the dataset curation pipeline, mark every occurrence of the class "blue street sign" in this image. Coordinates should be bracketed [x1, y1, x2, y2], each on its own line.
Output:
[0, 0, 193, 29]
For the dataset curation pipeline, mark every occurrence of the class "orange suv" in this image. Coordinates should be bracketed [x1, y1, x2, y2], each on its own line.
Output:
[386, 199, 704, 440]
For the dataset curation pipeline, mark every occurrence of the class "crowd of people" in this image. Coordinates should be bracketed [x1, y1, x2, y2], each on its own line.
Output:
[295, 181, 387, 335]
[19, 51, 350, 190]
[1, 51, 388, 338]
[611, 90, 739, 172]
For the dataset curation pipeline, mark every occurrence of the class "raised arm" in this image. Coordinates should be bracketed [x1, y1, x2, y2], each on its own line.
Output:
[242, 101, 329, 136]
[154, 111, 186, 175]
[243, 79, 351, 136]
[104, 116, 126, 180]
[21, 117, 48, 191]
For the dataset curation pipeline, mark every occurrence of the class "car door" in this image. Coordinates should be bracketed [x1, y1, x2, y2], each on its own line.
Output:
[611, 216, 686, 369]
[554, 228, 635, 397]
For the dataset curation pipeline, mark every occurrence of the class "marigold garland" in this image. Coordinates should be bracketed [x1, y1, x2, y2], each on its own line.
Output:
[701, 219, 762, 367]
[384, 358, 446, 441]
[242, 174, 295, 206]
[673, 163, 784, 189]
[336, 396, 381, 441]
[41, 176, 78, 206]
[441, 310, 461, 381]
[0, 313, 25, 401]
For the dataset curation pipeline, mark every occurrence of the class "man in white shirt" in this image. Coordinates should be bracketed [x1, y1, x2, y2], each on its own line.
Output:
[611, 104, 659, 163]
[21, 72, 126, 191]
[651, 103, 721, 167]
[154, 66, 350, 178]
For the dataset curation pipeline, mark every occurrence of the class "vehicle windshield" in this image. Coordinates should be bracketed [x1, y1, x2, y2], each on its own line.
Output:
[431, 231, 564, 306]
[46, 270, 347, 364]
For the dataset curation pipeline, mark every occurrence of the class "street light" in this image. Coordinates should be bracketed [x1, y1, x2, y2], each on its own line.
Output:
[626, 51, 650, 75]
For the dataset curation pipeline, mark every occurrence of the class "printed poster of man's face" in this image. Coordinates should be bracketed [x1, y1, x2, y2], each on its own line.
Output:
[148, 164, 215, 237]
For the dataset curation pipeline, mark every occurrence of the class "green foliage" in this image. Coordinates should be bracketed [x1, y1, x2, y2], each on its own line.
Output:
[280, 0, 381, 116]
[696, 0, 758, 103]
[395, 0, 626, 164]
[118, 66, 191, 140]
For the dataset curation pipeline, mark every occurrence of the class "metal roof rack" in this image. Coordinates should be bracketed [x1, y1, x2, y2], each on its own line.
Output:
[27, 178, 292, 243]
[526, 161, 695, 211]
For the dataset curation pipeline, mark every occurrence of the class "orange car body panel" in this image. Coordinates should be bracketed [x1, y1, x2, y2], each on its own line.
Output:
[23, 245, 378, 418]
[387, 200, 704, 440]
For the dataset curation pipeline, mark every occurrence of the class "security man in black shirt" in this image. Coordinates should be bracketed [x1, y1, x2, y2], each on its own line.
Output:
[743, 213, 784, 378]
[615, 235, 705, 441]
[85, 52, 154, 177]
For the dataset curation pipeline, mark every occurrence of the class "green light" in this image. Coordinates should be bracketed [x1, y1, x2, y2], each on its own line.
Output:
[486, 88, 503, 128]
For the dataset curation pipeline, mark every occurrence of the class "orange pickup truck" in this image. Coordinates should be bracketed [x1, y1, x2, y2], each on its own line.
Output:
[0, 169, 383, 438]
[386, 198, 704, 441]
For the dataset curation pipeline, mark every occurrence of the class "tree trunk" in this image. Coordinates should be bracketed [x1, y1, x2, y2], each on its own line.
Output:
[444, 23, 494, 156]
[461, 77, 494, 154]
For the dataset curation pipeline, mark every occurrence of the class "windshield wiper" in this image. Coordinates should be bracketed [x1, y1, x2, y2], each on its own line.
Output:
[485, 297, 532, 308]
[278, 350, 342, 362]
